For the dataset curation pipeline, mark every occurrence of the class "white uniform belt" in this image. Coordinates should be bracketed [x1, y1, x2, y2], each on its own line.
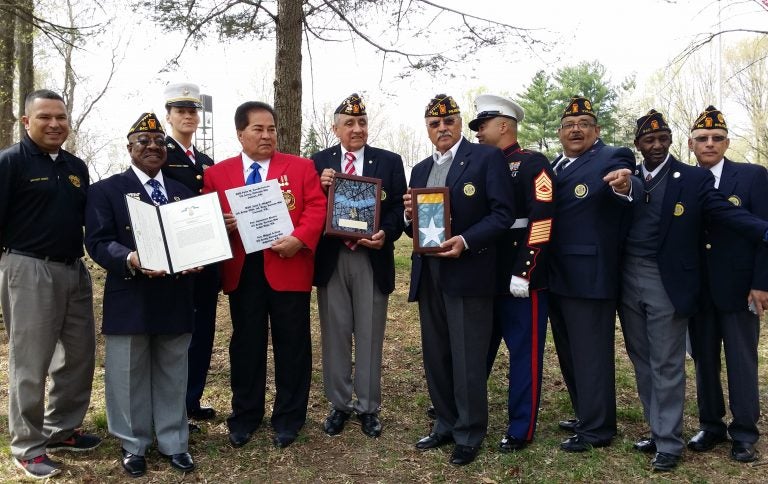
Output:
[510, 218, 529, 229]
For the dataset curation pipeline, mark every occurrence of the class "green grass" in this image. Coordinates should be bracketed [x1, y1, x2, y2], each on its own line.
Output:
[0, 237, 766, 482]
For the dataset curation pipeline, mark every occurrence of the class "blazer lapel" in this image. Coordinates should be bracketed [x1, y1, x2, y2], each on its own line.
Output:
[362, 145, 377, 177]
[329, 145, 343, 173]
[718, 159, 738, 194]
[122, 168, 155, 205]
[445, 138, 470, 188]
[559, 140, 603, 182]
[658, 158, 683, 246]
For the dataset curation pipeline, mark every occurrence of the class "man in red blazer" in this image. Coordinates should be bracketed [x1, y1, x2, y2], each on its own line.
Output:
[203, 101, 326, 449]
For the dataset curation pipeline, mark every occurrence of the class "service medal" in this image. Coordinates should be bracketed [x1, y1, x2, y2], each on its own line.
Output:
[283, 190, 296, 210]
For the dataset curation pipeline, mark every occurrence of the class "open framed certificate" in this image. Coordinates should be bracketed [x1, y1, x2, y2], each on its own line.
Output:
[325, 172, 381, 240]
[411, 187, 451, 254]
[125, 192, 233, 273]
[225, 179, 295, 253]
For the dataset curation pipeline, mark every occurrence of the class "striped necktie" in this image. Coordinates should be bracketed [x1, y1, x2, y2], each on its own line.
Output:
[343, 152, 358, 250]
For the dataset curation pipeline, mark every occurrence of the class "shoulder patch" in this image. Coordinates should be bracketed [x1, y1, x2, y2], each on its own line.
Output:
[534, 170, 553, 202]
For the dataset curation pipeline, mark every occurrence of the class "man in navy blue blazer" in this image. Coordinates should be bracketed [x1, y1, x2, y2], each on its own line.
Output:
[404, 94, 514, 466]
[687, 106, 768, 464]
[548, 96, 635, 453]
[312, 94, 407, 438]
[618, 109, 768, 472]
[85, 113, 197, 477]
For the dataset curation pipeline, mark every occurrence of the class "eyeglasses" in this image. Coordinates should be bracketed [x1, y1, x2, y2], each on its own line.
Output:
[560, 121, 596, 131]
[427, 117, 457, 129]
[692, 135, 727, 143]
[131, 136, 166, 147]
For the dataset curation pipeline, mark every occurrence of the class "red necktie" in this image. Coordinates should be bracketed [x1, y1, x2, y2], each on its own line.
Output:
[186, 149, 195, 163]
[343, 152, 357, 250]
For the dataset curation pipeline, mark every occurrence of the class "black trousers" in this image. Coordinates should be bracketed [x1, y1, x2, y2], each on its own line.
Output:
[549, 294, 617, 443]
[186, 264, 220, 412]
[226, 252, 312, 436]
[689, 296, 760, 443]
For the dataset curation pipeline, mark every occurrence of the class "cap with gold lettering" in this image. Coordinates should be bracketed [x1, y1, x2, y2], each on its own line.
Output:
[425, 94, 460, 117]
[561, 96, 596, 120]
[335, 93, 367, 116]
[127, 112, 165, 138]
[691, 105, 728, 132]
[635, 109, 671, 140]
[164, 82, 202, 109]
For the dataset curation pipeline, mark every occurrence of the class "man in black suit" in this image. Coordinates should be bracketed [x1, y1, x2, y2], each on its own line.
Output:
[312, 93, 407, 438]
[160, 83, 219, 426]
[618, 109, 768, 472]
[687, 106, 768, 463]
[548, 96, 634, 452]
[85, 113, 197, 477]
[404, 94, 514, 466]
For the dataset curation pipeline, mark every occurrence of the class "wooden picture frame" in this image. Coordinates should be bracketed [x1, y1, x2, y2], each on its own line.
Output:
[411, 187, 451, 253]
[325, 172, 382, 240]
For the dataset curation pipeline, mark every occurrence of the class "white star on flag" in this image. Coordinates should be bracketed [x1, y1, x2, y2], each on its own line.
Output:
[419, 216, 444, 247]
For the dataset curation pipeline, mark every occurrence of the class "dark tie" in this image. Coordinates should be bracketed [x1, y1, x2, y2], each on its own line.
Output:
[556, 159, 570, 175]
[246, 162, 262, 185]
[645, 174, 653, 182]
[147, 179, 168, 205]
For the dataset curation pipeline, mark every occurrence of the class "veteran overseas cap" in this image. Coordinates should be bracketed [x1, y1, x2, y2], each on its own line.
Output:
[127, 112, 166, 138]
[691, 105, 728, 132]
[335, 93, 367, 116]
[562, 96, 596, 120]
[635, 109, 671, 140]
[164, 82, 203, 109]
[469, 94, 525, 131]
[425, 94, 460, 118]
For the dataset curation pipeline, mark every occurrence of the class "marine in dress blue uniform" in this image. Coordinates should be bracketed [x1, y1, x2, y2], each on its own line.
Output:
[687, 106, 768, 464]
[548, 96, 635, 452]
[469, 94, 555, 452]
[617, 109, 768, 472]
[160, 83, 220, 423]
[85, 113, 196, 477]
[406, 94, 515, 466]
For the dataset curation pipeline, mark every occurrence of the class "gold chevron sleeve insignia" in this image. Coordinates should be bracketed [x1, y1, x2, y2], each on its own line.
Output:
[534, 170, 553, 202]
[528, 218, 552, 245]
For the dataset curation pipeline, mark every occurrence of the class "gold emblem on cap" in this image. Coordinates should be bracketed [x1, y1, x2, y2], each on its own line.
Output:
[574, 183, 588, 198]
[463, 182, 476, 197]
[584, 100, 592, 110]
[283, 190, 296, 210]
[650, 120, 659, 130]
[68, 175, 81, 188]
[728, 195, 741, 206]
[674, 202, 685, 216]
[381, 190, 387, 201]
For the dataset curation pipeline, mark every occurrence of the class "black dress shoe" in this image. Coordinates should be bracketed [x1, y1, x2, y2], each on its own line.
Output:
[426, 405, 436, 420]
[633, 437, 656, 453]
[188, 421, 201, 434]
[415, 432, 454, 450]
[687, 430, 727, 452]
[272, 432, 297, 448]
[499, 434, 527, 452]
[731, 441, 758, 463]
[558, 418, 578, 431]
[161, 452, 195, 472]
[188, 407, 216, 421]
[651, 452, 680, 472]
[358, 413, 382, 438]
[323, 409, 351, 436]
[450, 444, 479, 466]
[121, 448, 146, 478]
[560, 435, 611, 452]
[228, 430, 252, 448]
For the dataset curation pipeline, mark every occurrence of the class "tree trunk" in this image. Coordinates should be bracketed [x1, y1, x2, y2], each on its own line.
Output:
[16, 0, 34, 139]
[274, 0, 303, 155]
[0, 3, 16, 148]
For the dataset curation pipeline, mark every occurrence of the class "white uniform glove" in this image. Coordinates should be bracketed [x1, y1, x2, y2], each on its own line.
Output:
[509, 275, 530, 298]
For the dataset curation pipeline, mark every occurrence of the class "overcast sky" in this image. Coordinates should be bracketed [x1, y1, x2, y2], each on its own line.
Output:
[56, 0, 767, 171]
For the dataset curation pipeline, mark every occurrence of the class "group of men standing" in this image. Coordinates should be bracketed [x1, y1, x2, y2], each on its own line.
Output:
[0, 83, 765, 480]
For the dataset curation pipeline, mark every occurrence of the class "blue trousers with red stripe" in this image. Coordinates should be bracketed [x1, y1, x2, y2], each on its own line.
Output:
[487, 290, 548, 441]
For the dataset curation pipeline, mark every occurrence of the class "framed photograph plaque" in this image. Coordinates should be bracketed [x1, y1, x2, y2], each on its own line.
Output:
[411, 187, 451, 253]
[325, 172, 382, 240]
